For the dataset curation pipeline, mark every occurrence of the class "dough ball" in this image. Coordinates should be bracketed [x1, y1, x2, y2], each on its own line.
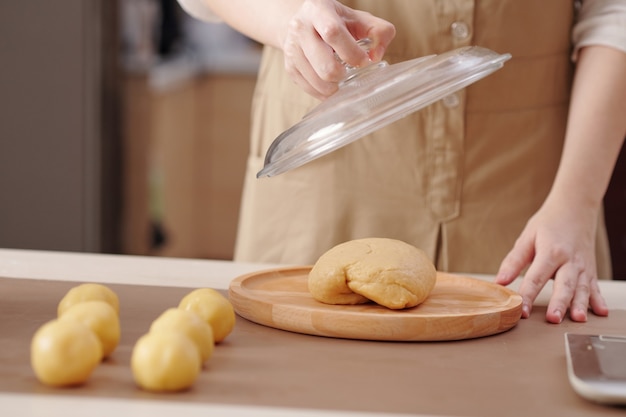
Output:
[308, 238, 436, 309]
[131, 331, 201, 392]
[31, 319, 102, 387]
[178, 288, 235, 343]
[150, 308, 214, 363]
[59, 300, 121, 358]
[57, 283, 120, 316]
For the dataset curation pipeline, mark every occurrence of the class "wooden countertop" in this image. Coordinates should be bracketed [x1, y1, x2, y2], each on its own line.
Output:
[1, 248, 625, 417]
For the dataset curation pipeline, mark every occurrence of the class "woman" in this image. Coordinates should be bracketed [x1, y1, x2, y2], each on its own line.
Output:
[178, 0, 626, 324]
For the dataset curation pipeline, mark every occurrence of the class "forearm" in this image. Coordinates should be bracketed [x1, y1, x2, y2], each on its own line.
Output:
[548, 45, 626, 209]
[197, 0, 304, 49]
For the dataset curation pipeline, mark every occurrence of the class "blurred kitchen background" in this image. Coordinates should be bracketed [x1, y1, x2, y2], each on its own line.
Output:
[1, 0, 260, 262]
[1, 0, 626, 278]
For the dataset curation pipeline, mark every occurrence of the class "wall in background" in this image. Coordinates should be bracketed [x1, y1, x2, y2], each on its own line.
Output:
[0, 1, 121, 253]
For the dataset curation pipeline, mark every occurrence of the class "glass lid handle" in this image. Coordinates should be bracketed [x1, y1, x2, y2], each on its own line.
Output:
[335, 38, 388, 87]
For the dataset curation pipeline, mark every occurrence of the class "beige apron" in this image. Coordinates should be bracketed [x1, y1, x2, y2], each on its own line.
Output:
[234, 0, 612, 278]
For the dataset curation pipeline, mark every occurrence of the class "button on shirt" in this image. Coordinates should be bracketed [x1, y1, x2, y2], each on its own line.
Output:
[451, 21, 471, 40]
[426, 1, 474, 221]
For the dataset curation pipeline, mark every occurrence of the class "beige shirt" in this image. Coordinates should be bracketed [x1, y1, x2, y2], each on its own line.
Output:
[178, 0, 624, 277]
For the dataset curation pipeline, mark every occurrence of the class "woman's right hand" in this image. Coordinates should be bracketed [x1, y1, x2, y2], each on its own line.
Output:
[281, 0, 396, 100]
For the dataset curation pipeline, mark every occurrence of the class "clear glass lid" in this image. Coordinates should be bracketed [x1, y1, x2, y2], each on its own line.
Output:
[257, 45, 511, 178]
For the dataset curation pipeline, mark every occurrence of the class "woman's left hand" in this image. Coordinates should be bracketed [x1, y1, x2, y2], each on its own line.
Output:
[495, 196, 609, 324]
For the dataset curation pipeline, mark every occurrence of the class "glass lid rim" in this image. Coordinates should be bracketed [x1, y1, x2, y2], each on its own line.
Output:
[257, 46, 512, 178]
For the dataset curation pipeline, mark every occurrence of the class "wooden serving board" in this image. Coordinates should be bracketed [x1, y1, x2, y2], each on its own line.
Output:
[228, 267, 523, 341]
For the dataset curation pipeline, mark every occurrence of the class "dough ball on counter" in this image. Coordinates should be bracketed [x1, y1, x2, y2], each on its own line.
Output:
[308, 238, 437, 309]
[31, 319, 103, 387]
[57, 283, 120, 317]
[178, 288, 235, 343]
[58, 300, 121, 358]
[150, 308, 214, 364]
[131, 331, 201, 392]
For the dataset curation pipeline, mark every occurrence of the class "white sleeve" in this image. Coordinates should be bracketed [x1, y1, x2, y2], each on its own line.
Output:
[177, 0, 221, 22]
[572, 0, 626, 60]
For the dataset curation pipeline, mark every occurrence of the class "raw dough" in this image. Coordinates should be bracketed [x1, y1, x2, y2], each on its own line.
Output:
[308, 238, 436, 309]
[131, 331, 201, 392]
[59, 300, 121, 358]
[30, 319, 102, 387]
[150, 308, 214, 363]
[57, 283, 120, 316]
[178, 288, 236, 343]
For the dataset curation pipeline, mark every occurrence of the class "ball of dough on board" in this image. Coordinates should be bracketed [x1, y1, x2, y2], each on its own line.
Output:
[308, 238, 436, 309]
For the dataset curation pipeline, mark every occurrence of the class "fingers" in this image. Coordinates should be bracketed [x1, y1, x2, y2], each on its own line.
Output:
[283, 21, 342, 99]
[546, 263, 583, 323]
[314, 18, 369, 70]
[547, 267, 609, 323]
[588, 278, 609, 317]
[338, 8, 396, 64]
[347, 10, 396, 62]
[518, 253, 607, 324]
[283, 14, 345, 99]
[286, 66, 334, 101]
[282, 0, 396, 99]
[495, 234, 535, 286]
[495, 232, 551, 319]
[516, 256, 558, 319]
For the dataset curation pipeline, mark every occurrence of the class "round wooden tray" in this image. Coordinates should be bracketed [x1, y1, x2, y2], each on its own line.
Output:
[228, 267, 523, 341]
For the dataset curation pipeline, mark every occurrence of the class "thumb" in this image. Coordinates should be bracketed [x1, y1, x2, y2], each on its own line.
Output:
[346, 10, 395, 62]
[495, 234, 535, 285]
[366, 24, 395, 61]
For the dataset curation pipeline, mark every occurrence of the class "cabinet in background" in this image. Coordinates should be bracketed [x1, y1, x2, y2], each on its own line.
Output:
[122, 72, 255, 260]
